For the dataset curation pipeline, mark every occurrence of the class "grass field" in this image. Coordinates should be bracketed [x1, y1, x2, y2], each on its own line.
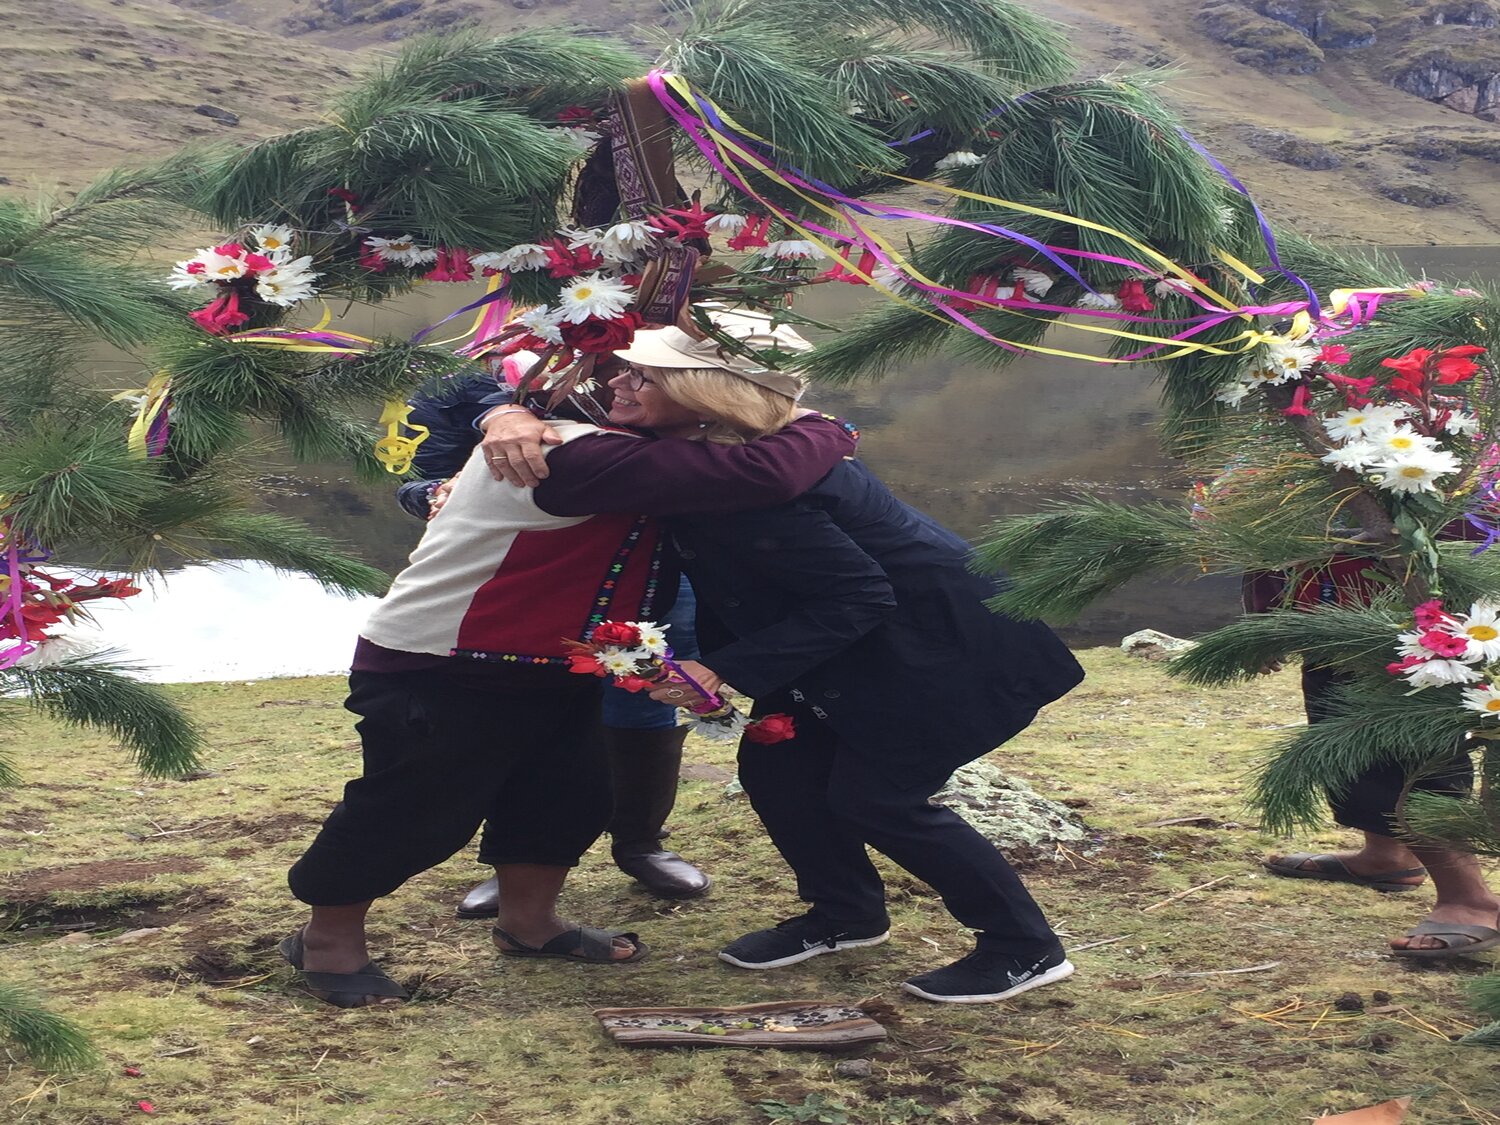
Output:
[1, 649, 1497, 1123]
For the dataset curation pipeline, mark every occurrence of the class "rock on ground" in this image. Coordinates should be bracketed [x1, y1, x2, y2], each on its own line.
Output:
[932, 762, 1086, 851]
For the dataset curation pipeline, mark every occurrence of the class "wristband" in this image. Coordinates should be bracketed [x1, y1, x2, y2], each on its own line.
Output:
[475, 404, 534, 430]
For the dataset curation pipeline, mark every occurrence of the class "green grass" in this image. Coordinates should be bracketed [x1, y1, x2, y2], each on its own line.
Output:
[0, 649, 1498, 1123]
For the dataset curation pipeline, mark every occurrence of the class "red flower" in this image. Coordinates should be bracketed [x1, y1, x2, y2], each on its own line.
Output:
[614, 675, 655, 694]
[1117, 279, 1155, 313]
[560, 312, 642, 355]
[1419, 629, 1469, 658]
[557, 105, 596, 124]
[651, 199, 715, 243]
[567, 653, 607, 677]
[1317, 345, 1351, 366]
[1380, 348, 1431, 381]
[727, 215, 771, 252]
[1434, 346, 1484, 384]
[185, 261, 205, 275]
[327, 187, 360, 205]
[188, 290, 249, 335]
[356, 248, 387, 273]
[1386, 655, 1425, 675]
[424, 248, 474, 284]
[137, 1102, 157, 1114]
[211, 243, 245, 258]
[1413, 599, 1450, 629]
[590, 621, 642, 648]
[1281, 383, 1313, 417]
[243, 252, 277, 273]
[742, 713, 797, 744]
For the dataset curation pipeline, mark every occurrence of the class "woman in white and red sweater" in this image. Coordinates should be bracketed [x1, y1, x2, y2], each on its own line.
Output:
[281, 405, 856, 1007]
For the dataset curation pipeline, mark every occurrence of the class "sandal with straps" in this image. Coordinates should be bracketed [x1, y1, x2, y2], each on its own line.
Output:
[1391, 921, 1500, 960]
[1263, 852, 1427, 893]
[278, 930, 409, 1008]
[493, 926, 648, 963]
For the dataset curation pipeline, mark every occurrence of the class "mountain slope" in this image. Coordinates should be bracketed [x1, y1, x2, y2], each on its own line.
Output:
[2, 0, 1497, 245]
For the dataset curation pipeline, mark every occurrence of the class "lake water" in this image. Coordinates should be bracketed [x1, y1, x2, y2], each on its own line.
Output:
[62, 246, 1499, 681]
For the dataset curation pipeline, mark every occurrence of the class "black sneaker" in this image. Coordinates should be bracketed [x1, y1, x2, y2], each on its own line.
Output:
[901, 944, 1074, 1004]
[719, 914, 890, 969]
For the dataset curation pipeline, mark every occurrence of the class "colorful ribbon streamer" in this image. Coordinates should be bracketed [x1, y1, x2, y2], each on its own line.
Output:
[373, 399, 430, 475]
[111, 373, 172, 459]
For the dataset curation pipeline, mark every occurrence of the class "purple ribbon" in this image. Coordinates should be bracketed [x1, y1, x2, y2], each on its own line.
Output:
[410, 277, 512, 345]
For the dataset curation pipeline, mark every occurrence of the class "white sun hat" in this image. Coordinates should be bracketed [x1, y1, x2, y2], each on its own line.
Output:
[613, 308, 811, 400]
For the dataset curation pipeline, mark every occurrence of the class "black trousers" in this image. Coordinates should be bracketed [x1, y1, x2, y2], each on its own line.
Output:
[1303, 665, 1474, 838]
[288, 669, 610, 907]
[737, 694, 1060, 959]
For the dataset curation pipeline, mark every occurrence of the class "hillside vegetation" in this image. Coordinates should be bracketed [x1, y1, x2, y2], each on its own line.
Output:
[1, 0, 1499, 245]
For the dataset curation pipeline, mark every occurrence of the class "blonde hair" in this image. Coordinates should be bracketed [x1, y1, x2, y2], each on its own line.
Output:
[646, 366, 798, 444]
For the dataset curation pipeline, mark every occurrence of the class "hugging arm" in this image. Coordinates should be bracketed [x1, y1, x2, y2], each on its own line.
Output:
[533, 415, 858, 517]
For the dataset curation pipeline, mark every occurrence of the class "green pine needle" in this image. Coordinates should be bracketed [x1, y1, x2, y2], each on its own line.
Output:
[0, 984, 99, 1074]
[5, 654, 203, 779]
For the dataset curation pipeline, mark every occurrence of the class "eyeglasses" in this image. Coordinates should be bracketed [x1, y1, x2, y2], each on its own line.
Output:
[621, 367, 656, 391]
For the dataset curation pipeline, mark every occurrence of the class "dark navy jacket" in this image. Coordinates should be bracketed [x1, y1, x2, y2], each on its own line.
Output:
[395, 372, 514, 519]
[670, 459, 1084, 782]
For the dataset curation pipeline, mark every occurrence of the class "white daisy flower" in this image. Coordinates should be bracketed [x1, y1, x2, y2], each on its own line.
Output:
[1263, 339, 1319, 377]
[468, 252, 507, 273]
[491, 243, 552, 272]
[249, 224, 296, 254]
[1457, 604, 1500, 661]
[705, 212, 747, 234]
[365, 235, 433, 267]
[1445, 411, 1481, 437]
[1320, 441, 1383, 471]
[627, 622, 671, 656]
[870, 263, 911, 294]
[1372, 448, 1462, 494]
[197, 249, 249, 281]
[598, 648, 647, 676]
[598, 220, 655, 262]
[167, 261, 210, 290]
[1077, 291, 1120, 310]
[1461, 683, 1500, 718]
[1322, 404, 1406, 443]
[934, 150, 983, 170]
[1215, 380, 1252, 407]
[517, 305, 565, 345]
[556, 273, 634, 323]
[1404, 658, 1484, 688]
[253, 255, 319, 306]
[762, 240, 827, 261]
[559, 226, 605, 252]
[1370, 428, 1439, 459]
[1011, 267, 1054, 298]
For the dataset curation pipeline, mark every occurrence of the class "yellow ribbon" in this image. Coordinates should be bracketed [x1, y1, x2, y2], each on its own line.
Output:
[660, 75, 1274, 366]
[111, 373, 172, 459]
[373, 400, 430, 475]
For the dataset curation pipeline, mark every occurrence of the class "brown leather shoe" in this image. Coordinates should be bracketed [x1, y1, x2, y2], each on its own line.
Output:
[612, 845, 712, 899]
[455, 875, 500, 919]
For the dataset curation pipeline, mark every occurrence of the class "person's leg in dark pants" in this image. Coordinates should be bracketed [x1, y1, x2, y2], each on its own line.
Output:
[825, 747, 1058, 961]
[737, 707, 889, 928]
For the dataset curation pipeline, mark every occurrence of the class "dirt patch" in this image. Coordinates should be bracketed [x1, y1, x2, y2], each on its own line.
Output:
[4, 857, 202, 897]
[210, 813, 320, 844]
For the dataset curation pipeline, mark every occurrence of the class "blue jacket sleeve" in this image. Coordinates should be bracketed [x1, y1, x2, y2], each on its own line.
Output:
[685, 503, 897, 697]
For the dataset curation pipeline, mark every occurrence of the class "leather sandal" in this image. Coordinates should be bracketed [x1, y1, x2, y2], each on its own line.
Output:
[1263, 852, 1426, 893]
[1391, 921, 1500, 960]
[278, 930, 409, 1009]
[493, 926, 648, 963]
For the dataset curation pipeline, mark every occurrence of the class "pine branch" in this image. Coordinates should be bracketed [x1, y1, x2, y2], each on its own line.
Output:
[0, 423, 165, 546]
[0, 984, 99, 1074]
[1167, 605, 1407, 685]
[1402, 791, 1498, 856]
[1468, 972, 1500, 1021]
[5, 654, 202, 778]
[1459, 1019, 1500, 1048]
[972, 499, 1201, 621]
[1250, 675, 1475, 834]
[184, 512, 390, 596]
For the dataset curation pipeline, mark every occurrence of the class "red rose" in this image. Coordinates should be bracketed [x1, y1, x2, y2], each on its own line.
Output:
[590, 621, 643, 648]
[560, 313, 642, 355]
[742, 713, 797, 744]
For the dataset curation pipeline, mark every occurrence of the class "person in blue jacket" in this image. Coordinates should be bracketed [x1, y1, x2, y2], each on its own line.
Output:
[395, 363, 711, 908]
[488, 311, 1085, 1003]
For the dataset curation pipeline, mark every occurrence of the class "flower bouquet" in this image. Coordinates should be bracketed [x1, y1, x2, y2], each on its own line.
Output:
[565, 619, 795, 744]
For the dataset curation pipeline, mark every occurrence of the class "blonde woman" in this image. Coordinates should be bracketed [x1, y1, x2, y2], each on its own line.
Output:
[483, 311, 1086, 1003]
